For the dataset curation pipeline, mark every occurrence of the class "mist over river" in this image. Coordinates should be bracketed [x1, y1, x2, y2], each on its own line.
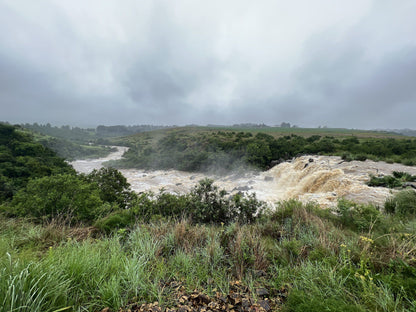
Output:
[71, 147, 416, 208]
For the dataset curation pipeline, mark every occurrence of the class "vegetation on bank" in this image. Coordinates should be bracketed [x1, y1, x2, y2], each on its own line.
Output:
[22, 123, 169, 144]
[2, 193, 416, 311]
[0, 124, 74, 202]
[36, 136, 116, 161]
[367, 171, 416, 188]
[107, 127, 416, 172]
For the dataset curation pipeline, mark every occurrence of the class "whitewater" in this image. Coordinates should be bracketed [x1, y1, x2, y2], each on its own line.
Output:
[71, 147, 416, 208]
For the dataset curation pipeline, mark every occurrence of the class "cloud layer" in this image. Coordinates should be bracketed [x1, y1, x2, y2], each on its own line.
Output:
[1, 0, 415, 128]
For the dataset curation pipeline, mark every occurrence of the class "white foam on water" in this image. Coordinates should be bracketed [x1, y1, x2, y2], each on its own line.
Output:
[71, 148, 416, 209]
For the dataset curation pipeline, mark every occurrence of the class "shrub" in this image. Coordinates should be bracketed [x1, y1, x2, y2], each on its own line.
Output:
[189, 179, 265, 224]
[354, 154, 368, 161]
[336, 199, 381, 232]
[94, 209, 135, 233]
[188, 179, 233, 224]
[384, 190, 416, 216]
[85, 167, 137, 209]
[9, 174, 104, 223]
[403, 158, 416, 166]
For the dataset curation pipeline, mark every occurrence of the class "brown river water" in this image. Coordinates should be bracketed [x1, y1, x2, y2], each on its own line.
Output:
[70, 147, 416, 209]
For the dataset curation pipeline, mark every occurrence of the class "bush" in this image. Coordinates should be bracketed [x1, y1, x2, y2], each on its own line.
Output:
[94, 209, 135, 233]
[9, 174, 105, 223]
[384, 190, 416, 216]
[128, 179, 265, 225]
[85, 167, 137, 209]
[189, 179, 265, 224]
[188, 179, 234, 224]
[336, 199, 381, 232]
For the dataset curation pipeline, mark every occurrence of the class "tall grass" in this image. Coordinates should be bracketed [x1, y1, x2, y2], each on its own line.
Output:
[1, 197, 416, 311]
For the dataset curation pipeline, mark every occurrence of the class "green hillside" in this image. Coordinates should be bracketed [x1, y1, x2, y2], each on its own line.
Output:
[108, 126, 416, 172]
[0, 124, 75, 201]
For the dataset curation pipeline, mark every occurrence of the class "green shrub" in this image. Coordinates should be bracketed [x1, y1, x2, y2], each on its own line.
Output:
[367, 175, 402, 188]
[384, 190, 416, 216]
[336, 199, 381, 232]
[189, 179, 265, 224]
[188, 179, 234, 224]
[85, 167, 137, 209]
[9, 174, 104, 223]
[354, 154, 368, 161]
[94, 209, 135, 233]
[403, 158, 416, 166]
[341, 153, 353, 162]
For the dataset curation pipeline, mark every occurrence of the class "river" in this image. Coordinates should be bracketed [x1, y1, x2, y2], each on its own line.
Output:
[70, 146, 416, 208]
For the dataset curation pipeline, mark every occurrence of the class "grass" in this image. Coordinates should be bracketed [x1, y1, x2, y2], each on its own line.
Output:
[1, 197, 416, 311]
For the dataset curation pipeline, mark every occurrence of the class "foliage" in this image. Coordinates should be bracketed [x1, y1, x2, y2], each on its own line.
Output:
[384, 190, 416, 216]
[94, 179, 266, 231]
[335, 198, 382, 232]
[22, 122, 169, 143]
[8, 174, 105, 223]
[109, 127, 416, 172]
[0, 124, 74, 203]
[2, 197, 416, 311]
[38, 136, 116, 161]
[368, 171, 416, 188]
[85, 167, 137, 209]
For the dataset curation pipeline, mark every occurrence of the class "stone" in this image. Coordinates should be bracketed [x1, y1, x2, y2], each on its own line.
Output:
[255, 288, 269, 297]
[258, 299, 271, 311]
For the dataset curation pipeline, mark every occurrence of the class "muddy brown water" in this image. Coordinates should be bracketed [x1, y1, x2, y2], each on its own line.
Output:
[70, 147, 416, 209]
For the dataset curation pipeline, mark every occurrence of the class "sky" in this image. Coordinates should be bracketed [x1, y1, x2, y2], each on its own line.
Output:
[0, 0, 415, 129]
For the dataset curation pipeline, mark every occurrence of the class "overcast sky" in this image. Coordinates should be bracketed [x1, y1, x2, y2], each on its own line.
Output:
[1, 0, 415, 129]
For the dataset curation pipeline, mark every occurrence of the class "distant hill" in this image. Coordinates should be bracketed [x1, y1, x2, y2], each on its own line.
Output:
[393, 129, 416, 137]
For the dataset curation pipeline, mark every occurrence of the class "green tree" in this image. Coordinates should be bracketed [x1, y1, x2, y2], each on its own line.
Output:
[10, 174, 104, 223]
[85, 167, 137, 209]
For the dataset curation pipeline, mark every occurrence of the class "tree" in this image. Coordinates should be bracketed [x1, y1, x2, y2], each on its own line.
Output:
[85, 167, 137, 209]
[10, 174, 104, 223]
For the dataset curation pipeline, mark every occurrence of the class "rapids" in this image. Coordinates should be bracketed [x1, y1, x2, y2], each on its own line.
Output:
[70, 147, 416, 208]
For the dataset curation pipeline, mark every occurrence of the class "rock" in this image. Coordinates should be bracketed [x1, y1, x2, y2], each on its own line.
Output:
[258, 299, 271, 311]
[199, 294, 211, 304]
[303, 163, 309, 169]
[403, 182, 416, 189]
[232, 185, 252, 192]
[254, 270, 268, 277]
[270, 160, 281, 167]
[228, 293, 242, 305]
[309, 158, 314, 163]
[242, 298, 251, 309]
[256, 288, 269, 297]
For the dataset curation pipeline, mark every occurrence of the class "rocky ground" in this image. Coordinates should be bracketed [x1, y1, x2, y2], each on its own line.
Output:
[100, 280, 287, 312]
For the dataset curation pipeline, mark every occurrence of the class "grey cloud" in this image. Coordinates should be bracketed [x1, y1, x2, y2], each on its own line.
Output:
[0, 0, 415, 128]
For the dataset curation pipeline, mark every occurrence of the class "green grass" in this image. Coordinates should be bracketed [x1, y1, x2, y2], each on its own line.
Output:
[2, 196, 416, 311]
